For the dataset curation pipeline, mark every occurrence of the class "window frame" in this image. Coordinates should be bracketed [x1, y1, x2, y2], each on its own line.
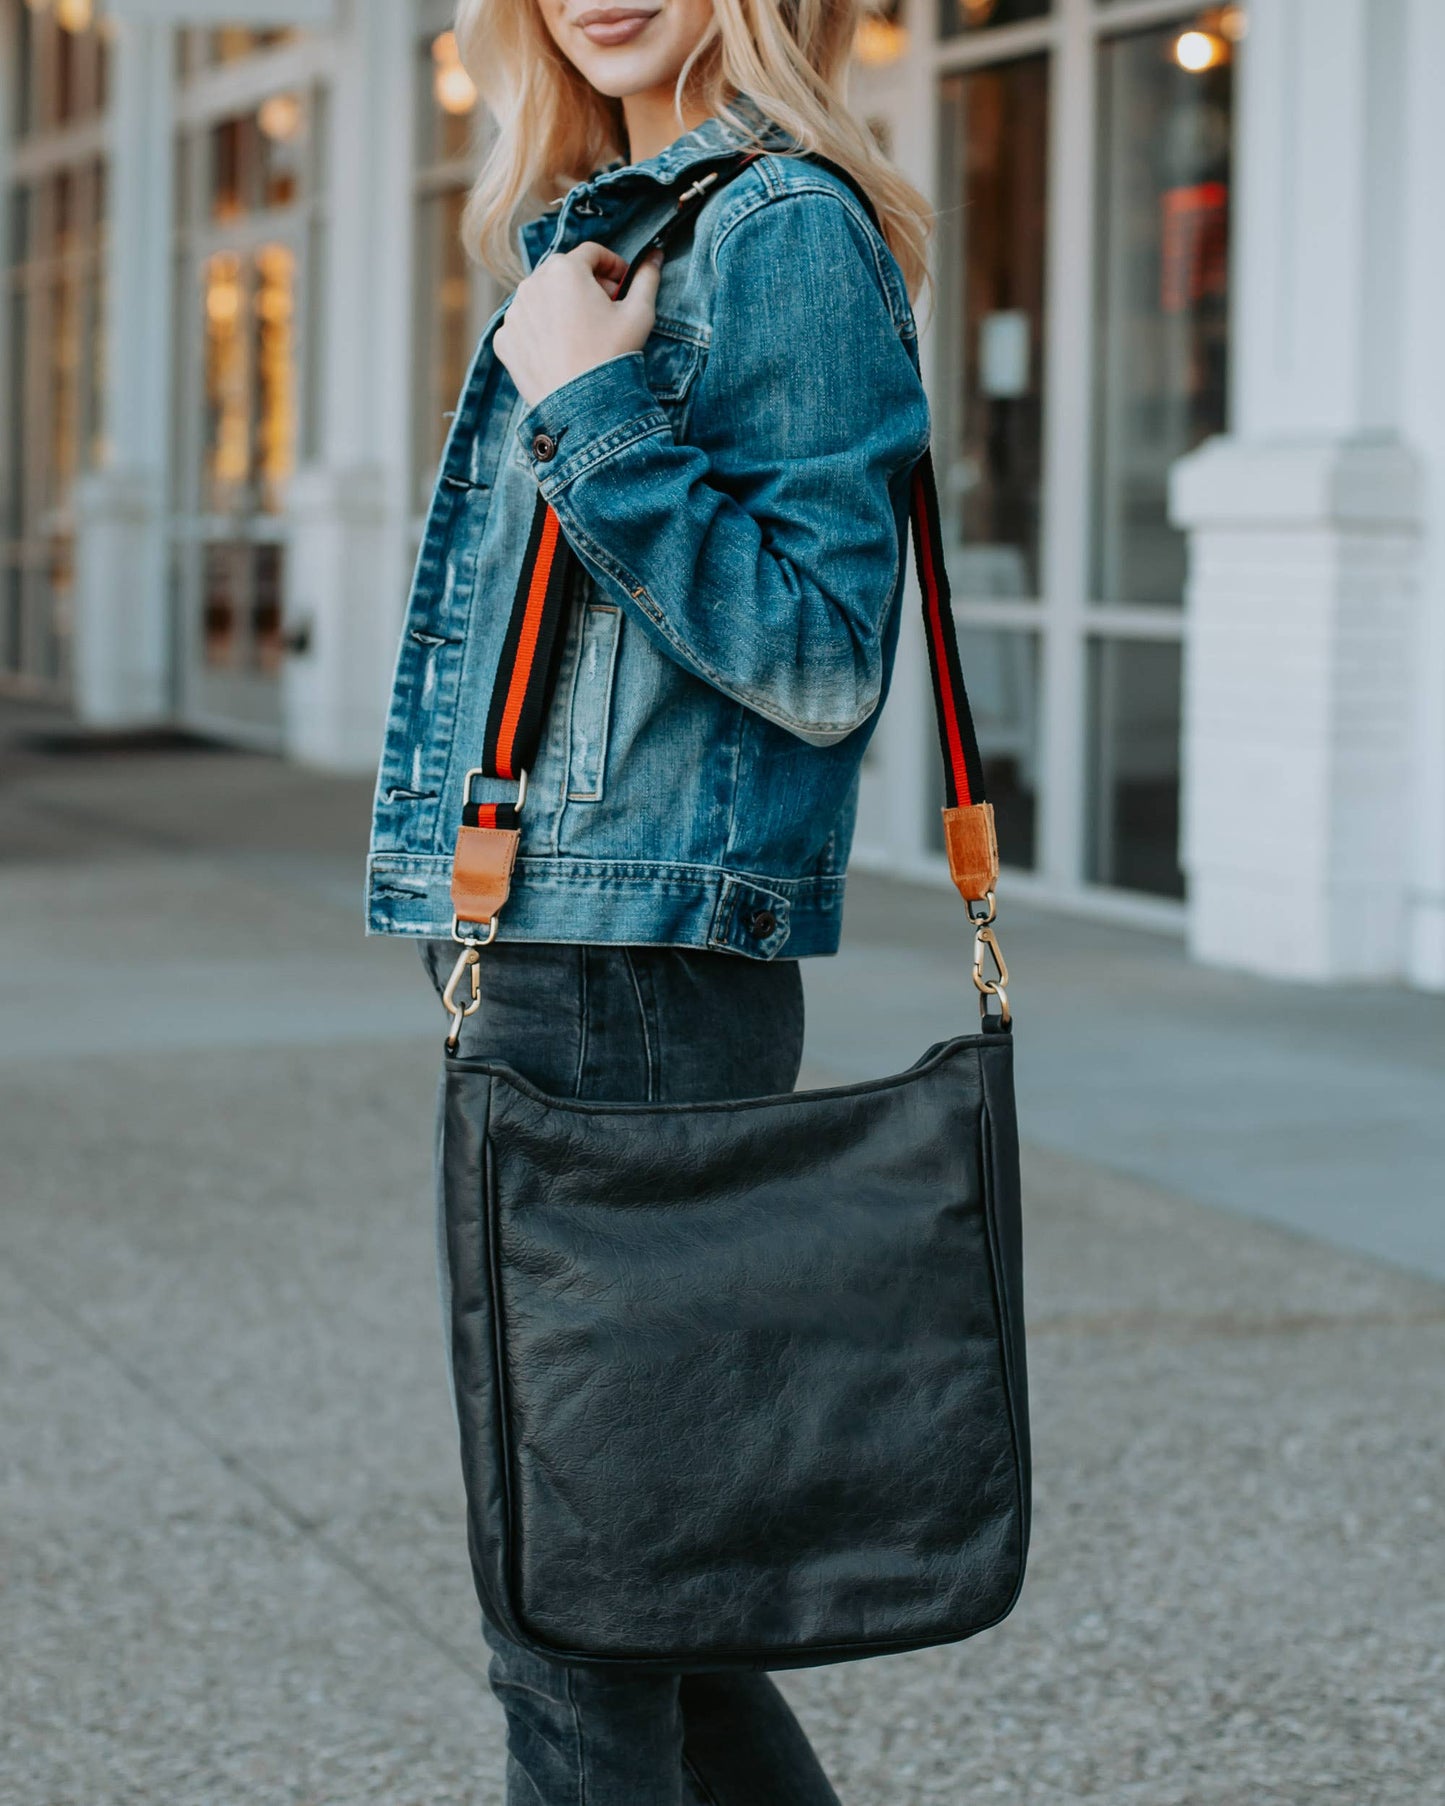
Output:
[905, 0, 1241, 917]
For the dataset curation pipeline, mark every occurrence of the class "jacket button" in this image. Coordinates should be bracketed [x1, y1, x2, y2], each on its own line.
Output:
[531, 431, 558, 462]
[748, 908, 777, 939]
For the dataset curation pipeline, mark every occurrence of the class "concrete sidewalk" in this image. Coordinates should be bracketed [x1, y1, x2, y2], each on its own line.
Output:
[2, 703, 1443, 1805]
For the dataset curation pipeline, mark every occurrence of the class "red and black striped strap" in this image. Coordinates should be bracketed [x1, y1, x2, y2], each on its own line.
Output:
[468, 499, 571, 830]
[908, 445, 986, 813]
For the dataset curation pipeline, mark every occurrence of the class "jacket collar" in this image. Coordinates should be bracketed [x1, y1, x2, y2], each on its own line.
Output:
[518, 93, 793, 269]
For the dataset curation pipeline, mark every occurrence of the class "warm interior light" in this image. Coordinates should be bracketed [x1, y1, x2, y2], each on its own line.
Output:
[1175, 29, 1227, 72]
[257, 93, 305, 144]
[961, 0, 997, 22]
[432, 29, 478, 116]
[435, 64, 478, 116]
[854, 15, 909, 67]
[25, 0, 99, 32]
[1219, 4, 1248, 41]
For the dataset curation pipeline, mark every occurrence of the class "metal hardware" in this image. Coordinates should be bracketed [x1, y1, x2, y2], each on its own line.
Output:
[451, 913, 500, 948]
[967, 891, 998, 928]
[971, 902, 1010, 1027]
[676, 170, 720, 208]
[461, 765, 529, 815]
[443, 940, 485, 1051]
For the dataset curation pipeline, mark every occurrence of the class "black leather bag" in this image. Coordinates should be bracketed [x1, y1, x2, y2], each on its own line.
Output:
[435, 152, 1030, 1672]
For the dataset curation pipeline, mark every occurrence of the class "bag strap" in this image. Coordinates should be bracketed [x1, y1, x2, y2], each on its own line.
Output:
[443, 147, 1007, 1048]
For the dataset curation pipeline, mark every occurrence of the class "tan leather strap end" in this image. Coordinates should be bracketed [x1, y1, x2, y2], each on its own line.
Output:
[450, 825, 520, 929]
[942, 803, 999, 905]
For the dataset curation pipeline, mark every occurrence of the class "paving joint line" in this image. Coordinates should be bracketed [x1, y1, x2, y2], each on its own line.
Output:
[1, 1247, 492, 1693]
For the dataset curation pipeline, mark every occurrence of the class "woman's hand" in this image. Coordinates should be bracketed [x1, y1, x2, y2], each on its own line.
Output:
[494, 243, 664, 409]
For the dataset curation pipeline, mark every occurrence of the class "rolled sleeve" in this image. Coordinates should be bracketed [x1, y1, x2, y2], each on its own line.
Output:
[516, 354, 669, 495]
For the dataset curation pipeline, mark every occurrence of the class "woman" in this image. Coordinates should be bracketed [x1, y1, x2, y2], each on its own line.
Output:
[366, 0, 933, 1798]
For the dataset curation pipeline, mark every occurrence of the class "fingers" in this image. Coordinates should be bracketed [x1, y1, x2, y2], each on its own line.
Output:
[568, 241, 630, 286]
[616, 248, 663, 322]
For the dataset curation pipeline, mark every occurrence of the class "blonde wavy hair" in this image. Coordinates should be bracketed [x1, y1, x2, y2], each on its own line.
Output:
[455, 0, 932, 300]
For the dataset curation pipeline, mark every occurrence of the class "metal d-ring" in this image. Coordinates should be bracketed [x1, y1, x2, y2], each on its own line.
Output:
[461, 765, 528, 816]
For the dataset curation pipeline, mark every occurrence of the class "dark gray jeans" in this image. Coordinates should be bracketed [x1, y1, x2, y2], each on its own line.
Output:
[419, 938, 842, 1806]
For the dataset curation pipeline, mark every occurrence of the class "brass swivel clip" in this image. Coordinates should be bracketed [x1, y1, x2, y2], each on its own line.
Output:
[443, 940, 484, 1053]
[969, 892, 1011, 1026]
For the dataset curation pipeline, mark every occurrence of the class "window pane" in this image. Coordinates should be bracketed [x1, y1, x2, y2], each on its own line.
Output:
[210, 118, 249, 222]
[203, 251, 249, 512]
[253, 243, 297, 514]
[423, 31, 480, 164]
[413, 187, 474, 505]
[2, 565, 23, 675]
[1087, 638, 1183, 897]
[1091, 16, 1235, 608]
[969, 628, 1041, 869]
[203, 541, 243, 669]
[937, 57, 1050, 602]
[927, 630, 1040, 872]
[17, 3, 36, 136]
[256, 93, 309, 208]
[940, 0, 1049, 39]
[7, 286, 30, 538]
[48, 259, 83, 507]
[252, 543, 285, 675]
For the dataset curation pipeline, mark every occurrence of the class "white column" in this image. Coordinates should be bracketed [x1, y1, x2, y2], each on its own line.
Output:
[1397, 0, 1445, 990]
[848, 27, 938, 875]
[73, 17, 174, 726]
[282, 0, 416, 772]
[1170, 0, 1425, 982]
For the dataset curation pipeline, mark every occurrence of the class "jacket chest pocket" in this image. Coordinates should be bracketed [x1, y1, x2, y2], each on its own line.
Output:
[640, 323, 705, 413]
[565, 601, 623, 802]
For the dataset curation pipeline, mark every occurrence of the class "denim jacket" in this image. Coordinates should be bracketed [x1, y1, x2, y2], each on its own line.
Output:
[366, 102, 931, 959]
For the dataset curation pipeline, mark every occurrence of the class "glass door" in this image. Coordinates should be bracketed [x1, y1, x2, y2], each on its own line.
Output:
[1086, 11, 1237, 898]
[934, 51, 1051, 873]
[1, 3, 109, 697]
[171, 76, 321, 741]
[920, 0, 1239, 911]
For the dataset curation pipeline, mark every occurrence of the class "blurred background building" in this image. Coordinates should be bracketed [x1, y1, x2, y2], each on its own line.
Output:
[2, 0, 1442, 990]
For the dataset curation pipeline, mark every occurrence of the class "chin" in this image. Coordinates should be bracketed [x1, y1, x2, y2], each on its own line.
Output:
[573, 53, 679, 98]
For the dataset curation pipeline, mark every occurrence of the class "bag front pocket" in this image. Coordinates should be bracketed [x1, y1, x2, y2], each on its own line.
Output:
[565, 601, 622, 801]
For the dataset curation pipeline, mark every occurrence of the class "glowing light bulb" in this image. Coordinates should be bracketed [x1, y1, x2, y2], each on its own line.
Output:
[258, 93, 305, 143]
[854, 16, 908, 66]
[1175, 29, 1225, 72]
[435, 63, 478, 116]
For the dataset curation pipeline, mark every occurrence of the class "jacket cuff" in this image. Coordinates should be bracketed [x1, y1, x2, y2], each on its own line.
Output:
[515, 353, 670, 496]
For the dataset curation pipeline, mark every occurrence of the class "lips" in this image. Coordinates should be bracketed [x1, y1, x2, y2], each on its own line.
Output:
[575, 6, 659, 46]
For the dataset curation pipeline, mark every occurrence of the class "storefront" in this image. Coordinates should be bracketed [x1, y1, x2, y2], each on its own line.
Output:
[4, 0, 1444, 987]
[849, 0, 1241, 922]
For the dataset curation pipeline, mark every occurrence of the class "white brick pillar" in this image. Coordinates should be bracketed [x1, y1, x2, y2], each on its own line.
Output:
[1173, 440, 1419, 980]
[73, 17, 174, 727]
[1397, 0, 1445, 989]
[1170, 0, 1429, 982]
[281, 0, 417, 773]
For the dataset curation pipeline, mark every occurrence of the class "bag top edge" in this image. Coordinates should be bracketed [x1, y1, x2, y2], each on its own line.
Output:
[445, 1031, 1011, 1117]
